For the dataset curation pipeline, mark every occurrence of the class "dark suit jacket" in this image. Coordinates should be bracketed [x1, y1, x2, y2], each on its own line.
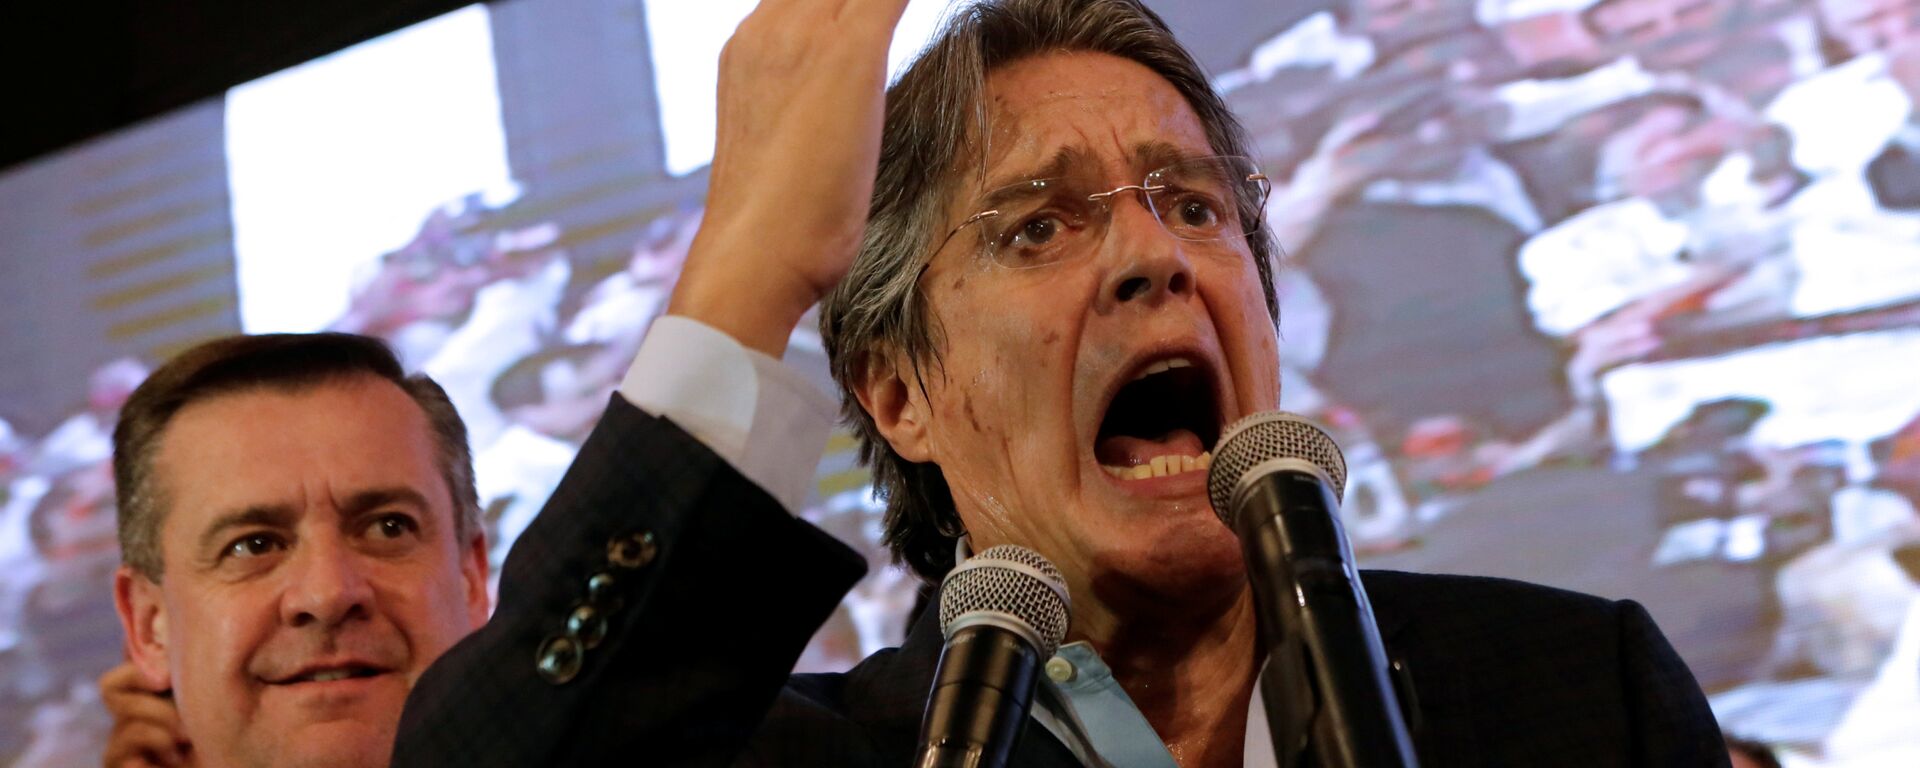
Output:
[396, 398, 1729, 766]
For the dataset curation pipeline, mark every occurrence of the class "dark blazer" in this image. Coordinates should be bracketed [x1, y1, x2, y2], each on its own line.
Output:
[394, 396, 866, 767]
[741, 572, 1730, 767]
[396, 398, 1729, 766]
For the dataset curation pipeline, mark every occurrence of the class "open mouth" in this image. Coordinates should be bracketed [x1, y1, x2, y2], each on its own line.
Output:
[1094, 355, 1224, 481]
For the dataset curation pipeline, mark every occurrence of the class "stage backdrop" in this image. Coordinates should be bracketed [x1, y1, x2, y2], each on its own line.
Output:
[2, 1, 1917, 765]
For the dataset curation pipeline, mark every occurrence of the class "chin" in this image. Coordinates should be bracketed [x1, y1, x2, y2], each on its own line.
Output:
[275, 723, 397, 768]
[1088, 512, 1247, 613]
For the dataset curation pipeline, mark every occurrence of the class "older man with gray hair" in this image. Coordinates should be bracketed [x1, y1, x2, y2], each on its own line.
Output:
[394, 0, 1730, 765]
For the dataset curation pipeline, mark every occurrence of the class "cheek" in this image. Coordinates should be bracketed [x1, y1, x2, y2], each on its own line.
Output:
[171, 590, 257, 674]
[165, 589, 267, 733]
[919, 278, 1088, 507]
[377, 562, 473, 654]
[1205, 261, 1282, 408]
[925, 284, 1070, 435]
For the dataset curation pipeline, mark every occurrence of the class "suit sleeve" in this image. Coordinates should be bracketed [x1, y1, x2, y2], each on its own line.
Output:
[1614, 599, 1732, 767]
[393, 395, 868, 767]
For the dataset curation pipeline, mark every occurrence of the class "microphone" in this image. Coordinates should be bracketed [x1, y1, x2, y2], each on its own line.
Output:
[1207, 412, 1418, 768]
[914, 544, 1070, 768]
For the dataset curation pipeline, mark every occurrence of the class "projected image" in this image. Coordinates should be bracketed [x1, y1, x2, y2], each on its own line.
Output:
[2, 0, 1920, 765]
[226, 4, 515, 335]
[1215, 0, 1920, 762]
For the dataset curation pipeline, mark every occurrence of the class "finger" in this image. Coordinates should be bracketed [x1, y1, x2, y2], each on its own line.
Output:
[105, 722, 186, 768]
[102, 690, 186, 732]
[99, 662, 152, 695]
[100, 681, 183, 726]
[102, 661, 171, 697]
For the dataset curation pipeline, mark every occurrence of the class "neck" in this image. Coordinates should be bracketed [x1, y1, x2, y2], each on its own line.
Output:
[1072, 584, 1262, 768]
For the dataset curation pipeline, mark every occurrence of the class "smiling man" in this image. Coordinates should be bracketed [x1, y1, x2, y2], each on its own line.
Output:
[110, 333, 489, 768]
[395, 0, 1728, 765]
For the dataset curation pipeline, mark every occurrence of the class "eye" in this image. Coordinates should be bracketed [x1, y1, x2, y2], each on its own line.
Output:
[1012, 215, 1063, 246]
[225, 533, 284, 560]
[367, 513, 420, 540]
[1163, 190, 1227, 232]
[992, 208, 1081, 266]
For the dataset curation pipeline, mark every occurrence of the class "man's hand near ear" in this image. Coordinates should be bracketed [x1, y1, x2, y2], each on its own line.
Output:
[99, 661, 194, 768]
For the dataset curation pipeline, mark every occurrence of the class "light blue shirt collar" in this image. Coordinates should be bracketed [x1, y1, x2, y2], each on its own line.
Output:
[1031, 641, 1279, 767]
[948, 536, 1278, 766]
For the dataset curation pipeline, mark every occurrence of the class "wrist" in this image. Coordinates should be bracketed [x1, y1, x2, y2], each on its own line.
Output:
[667, 246, 819, 359]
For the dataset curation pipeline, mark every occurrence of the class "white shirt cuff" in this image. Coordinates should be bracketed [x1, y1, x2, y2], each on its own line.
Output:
[618, 315, 838, 513]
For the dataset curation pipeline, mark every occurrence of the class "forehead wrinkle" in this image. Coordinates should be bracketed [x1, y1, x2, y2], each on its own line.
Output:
[981, 145, 1091, 194]
[945, 53, 1217, 246]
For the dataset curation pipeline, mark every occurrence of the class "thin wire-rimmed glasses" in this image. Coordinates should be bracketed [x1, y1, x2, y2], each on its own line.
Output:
[930, 154, 1271, 270]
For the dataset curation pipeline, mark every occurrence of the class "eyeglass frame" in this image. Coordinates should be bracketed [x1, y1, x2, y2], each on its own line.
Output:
[920, 154, 1273, 275]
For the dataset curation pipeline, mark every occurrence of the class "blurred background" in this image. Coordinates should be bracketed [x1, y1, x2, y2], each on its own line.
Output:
[3, 0, 1918, 765]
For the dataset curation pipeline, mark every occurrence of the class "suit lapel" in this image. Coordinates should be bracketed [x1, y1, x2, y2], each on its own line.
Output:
[1362, 572, 1482, 765]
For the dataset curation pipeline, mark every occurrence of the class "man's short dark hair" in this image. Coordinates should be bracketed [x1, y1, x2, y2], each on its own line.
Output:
[819, 0, 1281, 583]
[112, 332, 481, 579]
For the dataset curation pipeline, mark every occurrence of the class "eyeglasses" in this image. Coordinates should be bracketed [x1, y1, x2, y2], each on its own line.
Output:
[933, 155, 1270, 270]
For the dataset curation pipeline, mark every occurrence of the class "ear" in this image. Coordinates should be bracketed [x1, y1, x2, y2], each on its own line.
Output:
[113, 565, 173, 691]
[461, 530, 491, 627]
[851, 349, 934, 464]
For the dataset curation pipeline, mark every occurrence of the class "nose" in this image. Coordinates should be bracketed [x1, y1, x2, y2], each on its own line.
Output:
[1098, 191, 1195, 310]
[281, 533, 374, 629]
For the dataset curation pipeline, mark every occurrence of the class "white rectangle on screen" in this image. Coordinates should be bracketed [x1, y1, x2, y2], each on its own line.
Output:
[225, 4, 513, 334]
[645, 0, 958, 177]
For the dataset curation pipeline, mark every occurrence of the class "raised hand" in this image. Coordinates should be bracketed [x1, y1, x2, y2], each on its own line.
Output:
[668, 0, 914, 357]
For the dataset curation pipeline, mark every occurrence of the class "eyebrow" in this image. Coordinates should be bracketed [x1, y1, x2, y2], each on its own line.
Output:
[338, 487, 432, 519]
[1131, 140, 1198, 173]
[978, 140, 1210, 199]
[193, 487, 435, 554]
[981, 146, 1090, 196]
[196, 504, 298, 554]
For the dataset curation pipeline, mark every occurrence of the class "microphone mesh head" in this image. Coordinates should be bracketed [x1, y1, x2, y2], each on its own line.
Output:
[938, 544, 1071, 658]
[1206, 411, 1348, 523]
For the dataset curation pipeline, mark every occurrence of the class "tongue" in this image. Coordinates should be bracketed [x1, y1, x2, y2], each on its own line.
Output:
[1096, 428, 1205, 467]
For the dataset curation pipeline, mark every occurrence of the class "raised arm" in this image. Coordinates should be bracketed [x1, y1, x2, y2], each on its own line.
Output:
[393, 1, 911, 765]
[671, 0, 912, 357]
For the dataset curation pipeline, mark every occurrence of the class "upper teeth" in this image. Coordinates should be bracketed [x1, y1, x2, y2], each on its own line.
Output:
[308, 670, 354, 682]
[1132, 357, 1195, 382]
[1102, 450, 1212, 480]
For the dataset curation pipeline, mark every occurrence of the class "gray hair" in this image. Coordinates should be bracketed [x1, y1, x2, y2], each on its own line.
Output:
[819, 0, 1280, 583]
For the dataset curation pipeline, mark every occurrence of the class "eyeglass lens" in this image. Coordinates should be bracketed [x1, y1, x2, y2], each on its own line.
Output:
[974, 156, 1267, 269]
